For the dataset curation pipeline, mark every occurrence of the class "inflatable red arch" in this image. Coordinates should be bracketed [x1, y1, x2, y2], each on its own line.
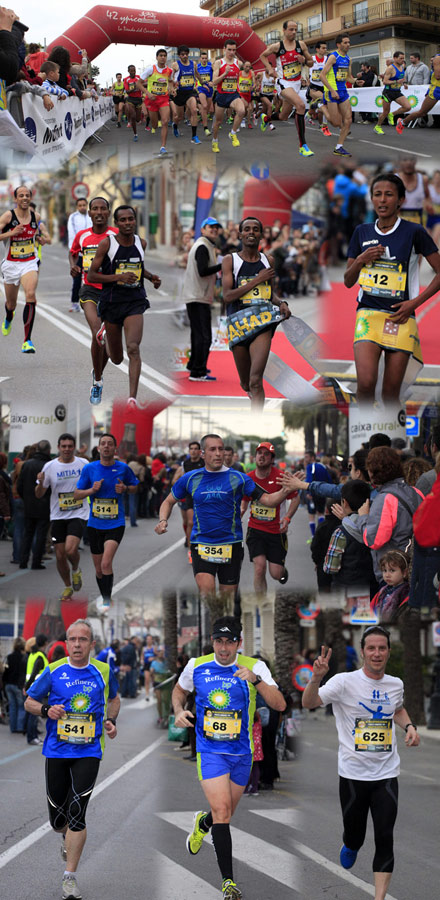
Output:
[47, 6, 268, 67]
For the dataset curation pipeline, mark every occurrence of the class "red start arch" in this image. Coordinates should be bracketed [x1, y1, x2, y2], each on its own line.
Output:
[47, 5, 268, 67]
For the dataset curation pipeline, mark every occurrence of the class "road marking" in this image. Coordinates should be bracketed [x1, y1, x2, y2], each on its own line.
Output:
[250, 808, 302, 829]
[292, 840, 399, 899]
[157, 854, 219, 899]
[0, 747, 37, 766]
[157, 811, 301, 885]
[93, 536, 186, 604]
[399, 767, 435, 782]
[358, 139, 432, 158]
[0, 734, 165, 869]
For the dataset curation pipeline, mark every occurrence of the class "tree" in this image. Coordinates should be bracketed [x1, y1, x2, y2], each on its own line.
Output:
[91, 65, 100, 78]
[274, 591, 309, 698]
[399, 608, 426, 725]
[162, 589, 178, 673]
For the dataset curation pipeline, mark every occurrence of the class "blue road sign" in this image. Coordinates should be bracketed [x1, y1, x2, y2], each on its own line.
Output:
[250, 163, 269, 180]
[406, 416, 419, 437]
[131, 176, 146, 199]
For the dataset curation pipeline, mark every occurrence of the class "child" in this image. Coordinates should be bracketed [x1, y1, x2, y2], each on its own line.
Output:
[324, 480, 375, 594]
[244, 709, 264, 795]
[371, 550, 409, 622]
[39, 61, 69, 99]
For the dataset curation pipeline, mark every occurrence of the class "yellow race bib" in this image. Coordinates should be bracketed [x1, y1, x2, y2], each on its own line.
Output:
[222, 77, 237, 92]
[115, 261, 142, 285]
[203, 708, 242, 741]
[11, 240, 34, 258]
[92, 497, 118, 519]
[239, 276, 271, 304]
[57, 713, 96, 744]
[359, 260, 407, 300]
[354, 718, 392, 752]
[197, 543, 232, 563]
[180, 75, 194, 88]
[251, 502, 276, 521]
[58, 492, 82, 512]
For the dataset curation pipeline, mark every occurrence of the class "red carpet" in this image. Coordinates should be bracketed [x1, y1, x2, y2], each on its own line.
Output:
[174, 331, 317, 398]
[322, 282, 440, 365]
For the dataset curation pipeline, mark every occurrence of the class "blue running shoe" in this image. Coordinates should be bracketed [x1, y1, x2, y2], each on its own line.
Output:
[90, 382, 103, 405]
[159, 146, 167, 155]
[21, 340, 35, 353]
[173, 124, 180, 137]
[133, 134, 138, 142]
[191, 135, 202, 144]
[333, 146, 352, 156]
[340, 845, 358, 869]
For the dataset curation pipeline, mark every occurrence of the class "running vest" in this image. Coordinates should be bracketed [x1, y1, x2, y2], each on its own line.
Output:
[327, 52, 350, 90]
[310, 54, 327, 84]
[176, 59, 196, 91]
[238, 71, 253, 94]
[428, 183, 440, 215]
[228, 252, 272, 314]
[260, 73, 275, 95]
[4, 210, 38, 261]
[196, 61, 213, 85]
[103, 232, 146, 301]
[123, 75, 142, 98]
[182, 235, 218, 304]
[217, 58, 240, 94]
[276, 40, 304, 82]
[387, 63, 405, 87]
[399, 172, 425, 222]
[430, 54, 440, 88]
[70, 226, 118, 288]
[112, 80, 124, 95]
[147, 65, 172, 96]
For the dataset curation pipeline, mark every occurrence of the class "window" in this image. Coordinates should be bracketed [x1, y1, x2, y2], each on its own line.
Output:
[354, 1, 368, 25]
[308, 14, 322, 32]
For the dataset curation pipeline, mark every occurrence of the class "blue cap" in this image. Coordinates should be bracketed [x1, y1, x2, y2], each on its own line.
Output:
[201, 216, 221, 228]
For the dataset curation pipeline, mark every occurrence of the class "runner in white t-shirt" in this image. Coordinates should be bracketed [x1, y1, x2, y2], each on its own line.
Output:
[35, 433, 89, 601]
[302, 626, 419, 900]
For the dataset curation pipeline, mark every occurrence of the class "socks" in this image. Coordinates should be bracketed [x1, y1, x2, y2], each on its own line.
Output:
[309, 522, 316, 537]
[295, 112, 306, 146]
[211, 823, 233, 881]
[201, 811, 213, 832]
[192, 125, 197, 137]
[23, 302, 36, 341]
[98, 573, 113, 601]
[5, 305, 13, 322]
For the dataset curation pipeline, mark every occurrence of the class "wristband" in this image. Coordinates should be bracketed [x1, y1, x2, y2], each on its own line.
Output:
[41, 703, 51, 718]
[159, 518, 167, 523]
[404, 723, 416, 732]
[106, 717, 117, 726]
[283, 516, 291, 523]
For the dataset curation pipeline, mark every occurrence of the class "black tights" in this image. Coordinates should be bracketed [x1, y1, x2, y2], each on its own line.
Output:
[339, 776, 398, 872]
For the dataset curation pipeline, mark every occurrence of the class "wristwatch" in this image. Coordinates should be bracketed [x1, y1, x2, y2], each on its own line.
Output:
[40, 703, 51, 718]
[106, 717, 117, 726]
[404, 722, 417, 732]
[253, 675, 263, 687]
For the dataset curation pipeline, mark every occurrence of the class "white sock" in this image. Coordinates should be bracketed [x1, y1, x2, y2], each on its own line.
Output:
[64, 871, 76, 878]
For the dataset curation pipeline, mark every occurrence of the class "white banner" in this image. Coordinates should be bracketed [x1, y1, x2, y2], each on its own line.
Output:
[301, 85, 440, 113]
[9, 401, 68, 456]
[18, 94, 113, 166]
[348, 405, 406, 454]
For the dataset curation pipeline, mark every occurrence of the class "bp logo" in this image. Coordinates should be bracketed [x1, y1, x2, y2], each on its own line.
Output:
[70, 693, 91, 712]
[208, 688, 231, 709]
[375, 95, 384, 108]
[24, 117, 37, 142]
[349, 95, 358, 107]
[408, 94, 418, 108]
[354, 316, 370, 339]
[64, 112, 73, 140]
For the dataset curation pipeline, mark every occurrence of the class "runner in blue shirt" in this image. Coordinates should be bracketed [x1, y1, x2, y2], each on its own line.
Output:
[172, 616, 286, 900]
[25, 618, 120, 900]
[74, 433, 138, 608]
[155, 434, 292, 600]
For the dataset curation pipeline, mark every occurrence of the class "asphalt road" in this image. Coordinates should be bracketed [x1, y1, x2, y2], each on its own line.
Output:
[88, 115, 440, 176]
[0, 499, 317, 614]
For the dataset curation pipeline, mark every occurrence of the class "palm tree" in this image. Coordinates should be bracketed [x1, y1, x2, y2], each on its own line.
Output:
[274, 590, 309, 697]
[399, 607, 426, 725]
[162, 589, 178, 673]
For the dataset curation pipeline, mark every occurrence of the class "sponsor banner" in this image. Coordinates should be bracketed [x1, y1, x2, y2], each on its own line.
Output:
[300, 85, 440, 113]
[19, 94, 113, 166]
[9, 401, 68, 460]
[0, 108, 39, 152]
[348, 404, 406, 454]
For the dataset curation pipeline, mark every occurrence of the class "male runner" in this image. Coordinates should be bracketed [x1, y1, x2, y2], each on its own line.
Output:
[171, 45, 201, 144]
[374, 51, 410, 136]
[395, 156, 429, 225]
[396, 52, 440, 133]
[1, 185, 51, 352]
[112, 72, 125, 126]
[258, 70, 278, 131]
[172, 615, 286, 900]
[237, 61, 255, 128]
[222, 216, 290, 408]
[320, 33, 353, 156]
[171, 440, 205, 561]
[303, 627, 419, 900]
[25, 618, 120, 900]
[155, 434, 292, 604]
[196, 50, 214, 135]
[259, 20, 314, 157]
[73, 433, 138, 608]
[241, 441, 299, 594]
[212, 40, 245, 152]
[35, 433, 88, 601]
[69, 196, 118, 404]
[88, 205, 161, 405]
[306, 40, 332, 135]
[141, 49, 175, 155]
[124, 65, 147, 141]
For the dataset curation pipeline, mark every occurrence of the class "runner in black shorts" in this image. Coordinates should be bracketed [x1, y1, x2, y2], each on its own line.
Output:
[88, 205, 161, 406]
[74, 434, 139, 608]
[171, 440, 205, 562]
[374, 51, 410, 136]
[241, 441, 299, 595]
[171, 46, 201, 144]
[112, 73, 125, 126]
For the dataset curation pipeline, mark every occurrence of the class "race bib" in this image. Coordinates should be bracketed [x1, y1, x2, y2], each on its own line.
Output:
[92, 497, 118, 519]
[354, 717, 392, 752]
[115, 261, 142, 285]
[58, 491, 82, 512]
[82, 246, 97, 272]
[261, 84, 274, 95]
[359, 260, 407, 301]
[203, 708, 242, 741]
[251, 502, 276, 521]
[282, 62, 301, 79]
[151, 80, 167, 95]
[311, 70, 322, 81]
[400, 210, 423, 224]
[11, 240, 34, 259]
[180, 75, 194, 88]
[336, 68, 348, 81]
[197, 543, 232, 563]
[222, 77, 237, 92]
[198, 73, 210, 84]
[57, 713, 96, 744]
[239, 276, 271, 303]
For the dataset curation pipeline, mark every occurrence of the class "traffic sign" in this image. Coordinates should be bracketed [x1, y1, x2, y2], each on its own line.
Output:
[131, 176, 146, 199]
[406, 416, 419, 437]
[71, 181, 89, 200]
[292, 664, 313, 692]
[432, 621, 440, 647]
[250, 163, 269, 180]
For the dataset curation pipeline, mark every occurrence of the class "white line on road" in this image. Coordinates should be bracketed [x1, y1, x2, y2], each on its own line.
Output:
[0, 735, 165, 870]
[158, 811, 301, 886]
[292, 840, 399, 899]
[94, 537, 185, 604]
[250, 808, 302, 829]
[156, 854, 220, 899]
[359, 139, 432, 158]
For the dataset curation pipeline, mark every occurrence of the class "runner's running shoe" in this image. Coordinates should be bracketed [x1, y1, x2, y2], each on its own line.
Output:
[191, 136, 202, 144]
[222, 880, 242, 899]
[186, 811, 209, 855]
[321, 125, 331, 136]
[340, 845, 358, 869]
[159, 147, 167, 155]
[72, 569, 82, 592]
[62, 874, 82, 899]
[96, 324, 106, 347]
[61, 587, 73, 601]
[299, 144, 314, 157]
[260, 112, 268, 132]
[333, 147, 352, 156]
[212, 140, 220, 153]
[396, 119, 404, 135]
[21, 340, 35, 353]
[204, 127, 211, 135]
[173, 124, 180, 137]
[228, 132, 240, 147]
[1, 311, 14, 335]
[387, 113, 395, 125]
[90, 382, 103, 405]
[374, 125, 384, 135]
[279, 567, 288, 585]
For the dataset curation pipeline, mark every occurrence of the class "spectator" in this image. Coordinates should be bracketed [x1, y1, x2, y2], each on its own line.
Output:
[370, 550, 409, 622]
[0, 6, 20, 92]
[323, 480, 375, 594]
[355, 62, 377, 123]
[47, 45, 88, 94]
[6, 75, 54, 110]
[416, 426, 440, 495]
[405, 52, 430, 85]
[67, 197, 92, 313]
[39, 60, 68, 99]
[120, 636, 140, 698]
[3, 636, 26, 733]
[16, 439, 51, 571]
[311, 498, 341, 593]
[25, 633, 48, 744]
[25, 42, 47, 76]
[181, 217, 222, 382]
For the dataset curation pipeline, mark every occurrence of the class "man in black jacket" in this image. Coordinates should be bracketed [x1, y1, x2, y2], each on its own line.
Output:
[0, 8, 20, 87]
[17, 439, 51, 570]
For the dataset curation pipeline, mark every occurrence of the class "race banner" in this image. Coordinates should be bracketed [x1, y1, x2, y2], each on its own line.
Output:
[299, 84, 440, 113]
[19, 94, 113, 166]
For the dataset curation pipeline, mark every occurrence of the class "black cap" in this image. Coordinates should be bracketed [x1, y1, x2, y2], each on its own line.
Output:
[211, 622, 241, 642]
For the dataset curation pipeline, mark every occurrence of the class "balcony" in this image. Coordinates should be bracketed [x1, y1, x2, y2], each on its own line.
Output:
[264, 1, 281, 14]
[265, 30, 283, 41]
[344, 0, 440, 27]
[250, 8, 265, 23]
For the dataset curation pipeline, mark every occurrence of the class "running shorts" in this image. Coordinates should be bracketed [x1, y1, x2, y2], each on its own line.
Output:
[426, 85, 440, 102]
[51, 518, 86, 544]
[197, 752, 253, 785]
[382, 86, 404, 103]
[146, 96, 170, 112]
[323, 85, 349, 104]
[239, 91, 252, 105]
[79, 284, 102, 307]
[97, 296, 149, 325]
[1, 258, 39, 285]
[246, 527, 288, 566]
[190, 540, 244, 585]
[277, 78, 301, 95]
[87, 525, 125, 555]
[46, 757, 100, 832]
[215, 91, 241, 109]
[173, 89, 198, 106]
